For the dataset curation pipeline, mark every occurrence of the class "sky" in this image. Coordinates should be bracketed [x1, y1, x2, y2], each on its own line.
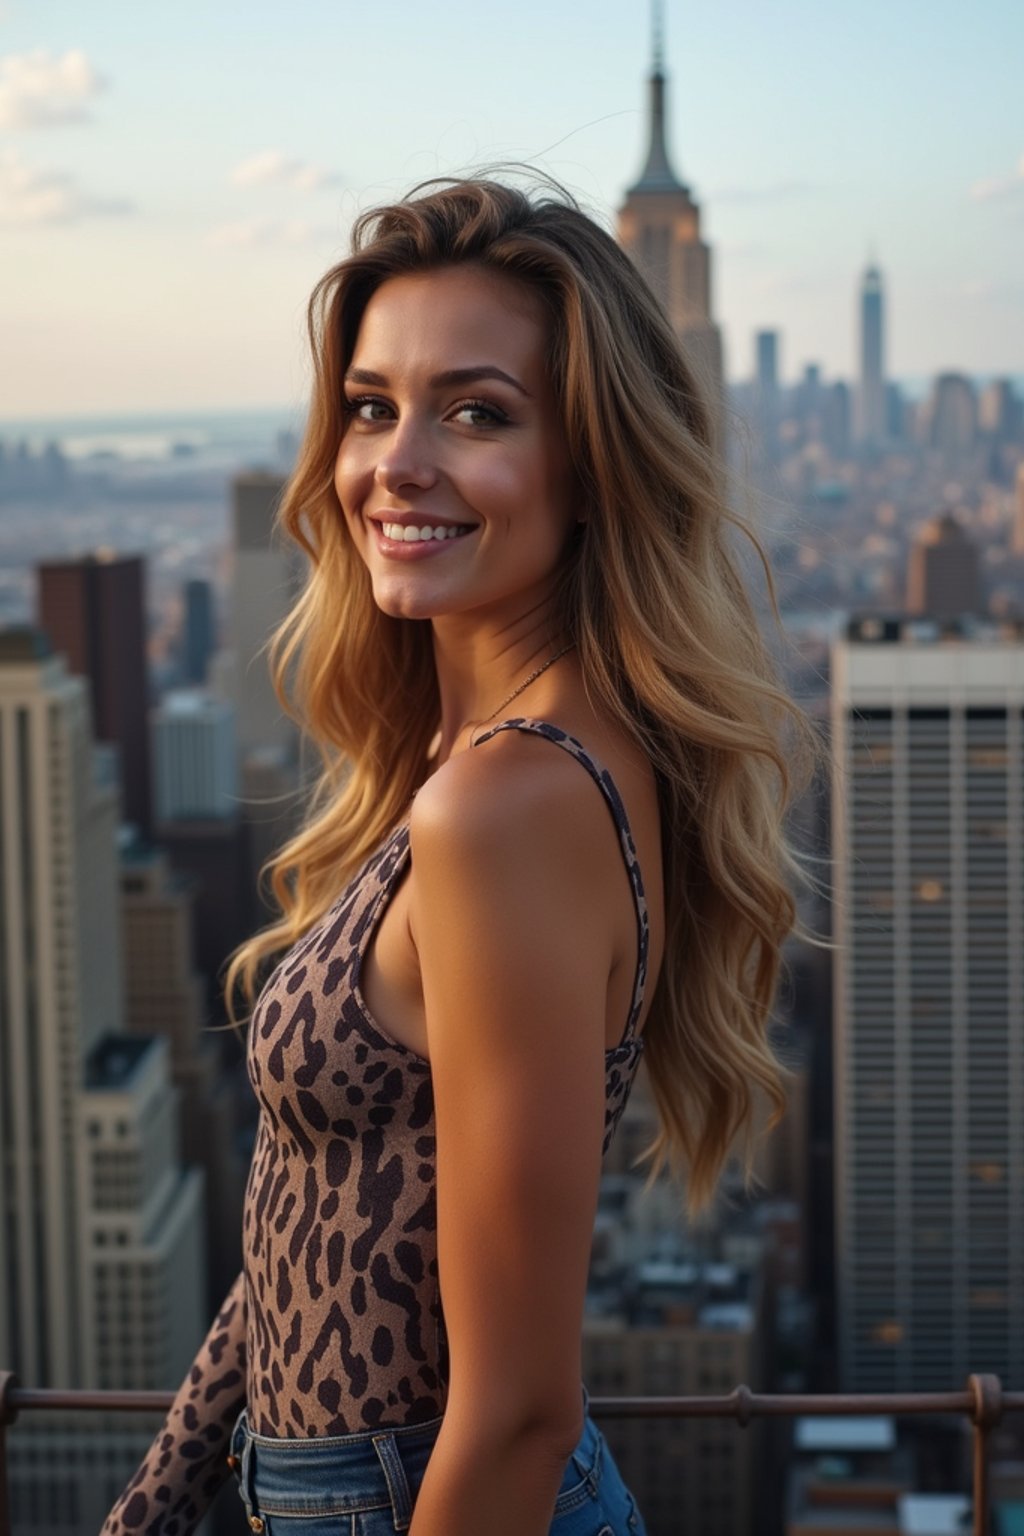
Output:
[2, 0, 1022, 418]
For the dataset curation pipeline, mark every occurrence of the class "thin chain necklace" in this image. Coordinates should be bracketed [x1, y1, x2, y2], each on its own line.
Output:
[478, 641, 576, 727]
[425, 642, 576, 762]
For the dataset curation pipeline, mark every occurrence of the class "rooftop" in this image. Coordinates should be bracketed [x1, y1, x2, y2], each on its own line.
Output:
[844, 613, 1024, 644]
[0, 627, 51, 664]
[83, 1034, 154, 1090]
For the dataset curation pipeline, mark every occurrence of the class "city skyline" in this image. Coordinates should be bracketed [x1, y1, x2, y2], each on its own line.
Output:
[2, 0, 1022, 416]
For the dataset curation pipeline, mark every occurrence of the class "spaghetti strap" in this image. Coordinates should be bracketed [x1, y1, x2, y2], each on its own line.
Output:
[470, 716, 650, 1050]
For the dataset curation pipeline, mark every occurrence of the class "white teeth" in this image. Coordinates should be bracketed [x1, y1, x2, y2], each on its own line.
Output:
[380, 522, 471, 542]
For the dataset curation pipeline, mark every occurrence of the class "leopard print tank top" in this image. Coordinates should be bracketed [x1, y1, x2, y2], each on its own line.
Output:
[100, 718, 650, 1533]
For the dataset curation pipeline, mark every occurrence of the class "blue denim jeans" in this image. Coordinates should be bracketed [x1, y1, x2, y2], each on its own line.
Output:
[228, 1385, 647, 1535]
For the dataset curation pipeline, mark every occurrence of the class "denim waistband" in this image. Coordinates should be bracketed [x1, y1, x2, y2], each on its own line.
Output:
[230, 1383, 598, 1531]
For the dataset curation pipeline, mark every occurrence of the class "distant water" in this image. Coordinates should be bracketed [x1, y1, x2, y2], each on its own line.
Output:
[0, 406, 304, 468]
[3, 376, 1021, 461]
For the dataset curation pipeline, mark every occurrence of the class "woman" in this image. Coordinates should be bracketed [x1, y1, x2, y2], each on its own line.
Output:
[101, 174, 820, 1536]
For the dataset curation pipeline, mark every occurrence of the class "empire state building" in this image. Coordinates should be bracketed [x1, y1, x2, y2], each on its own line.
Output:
[618, 22, 725, 441]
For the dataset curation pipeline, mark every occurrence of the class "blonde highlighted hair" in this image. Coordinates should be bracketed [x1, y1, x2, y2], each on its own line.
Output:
[224, 172, 828, 1219]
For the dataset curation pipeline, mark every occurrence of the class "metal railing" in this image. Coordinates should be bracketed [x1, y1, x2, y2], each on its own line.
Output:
[1, 1370, 1022, 1536]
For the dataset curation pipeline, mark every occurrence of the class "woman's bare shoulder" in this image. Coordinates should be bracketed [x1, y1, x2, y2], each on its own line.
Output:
[408, 724, 617, 893]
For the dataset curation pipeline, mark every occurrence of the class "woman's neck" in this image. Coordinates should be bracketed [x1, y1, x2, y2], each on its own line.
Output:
[429, 604, 570, 765]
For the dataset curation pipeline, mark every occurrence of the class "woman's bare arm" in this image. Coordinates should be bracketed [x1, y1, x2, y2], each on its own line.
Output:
[406, 731, 619, 1536]
[99, 1270, 246, 1535]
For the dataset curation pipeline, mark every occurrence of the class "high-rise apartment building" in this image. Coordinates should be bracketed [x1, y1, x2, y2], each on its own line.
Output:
[1013, 464, 1024, 558]
[856, 264, 886, 449]
[617, 12, 725, 442]
[831, 614, 1024, 1391]
[0, 630, 121, 1389]
[0, 629, 208, 1536]
[584, 1264, 762, 1536]
[37, 553, 152, 836]
[925, 373, 978, 464]
[225, 469, 307, 923]
[120, 841, 245, 1302]
[230, 470, 298, 759]
[756, 330, 779, 393]
[978, 379, 1023, 447]
[153, 689, 237, 822]
[905, 512, 984, 620]
[823, 381, 852, 460]
[885, 380, 907, 445]
[10, 1032, 208, 1536]
[83, 1034, 206, 1395]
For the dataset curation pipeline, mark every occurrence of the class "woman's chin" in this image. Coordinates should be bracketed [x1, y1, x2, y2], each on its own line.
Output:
[370, 578, 451, 623]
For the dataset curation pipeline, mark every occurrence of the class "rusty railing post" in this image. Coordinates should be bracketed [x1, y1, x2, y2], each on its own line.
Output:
[968, 1372, 1003, 1536]
[0, 1370, 21, 1536]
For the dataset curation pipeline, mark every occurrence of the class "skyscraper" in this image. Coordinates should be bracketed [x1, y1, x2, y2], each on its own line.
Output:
[230, 469, 298, 759]
[831, 614, 1024, 1391]
[754, 330, 781, 464]
[617, 4, 725, 441]
[856, 263, 886, 449]
[153, 689, 237, 822]
[905, 512, 984, 620]
[756, 330, 779, 390]
[0, 628, 207, 1535]
[926, 373, 978, 464]
[182, 576, 215, 687]
[37, 552, 152, 836]
[978, 378, 1023, 446]
[119, 842, 245, 1303]
[0, 629, 121, 1391]
[227, 468, 306, 920]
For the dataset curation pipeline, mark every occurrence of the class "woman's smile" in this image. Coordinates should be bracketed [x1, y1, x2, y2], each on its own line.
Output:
[369, 517, 480, 559]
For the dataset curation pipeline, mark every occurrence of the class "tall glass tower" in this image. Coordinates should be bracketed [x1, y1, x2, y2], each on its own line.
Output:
[857, 264, 886, 448]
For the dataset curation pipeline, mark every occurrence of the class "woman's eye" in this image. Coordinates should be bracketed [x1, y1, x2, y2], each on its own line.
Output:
[344, 396, 391, 422]
[450, 400, 507, 428]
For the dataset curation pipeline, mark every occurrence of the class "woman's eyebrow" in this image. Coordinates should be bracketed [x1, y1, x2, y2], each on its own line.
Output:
[345, 365, 531, 397]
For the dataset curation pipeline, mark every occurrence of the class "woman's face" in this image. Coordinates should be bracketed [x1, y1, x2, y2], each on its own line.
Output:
[334, 263, 577, 623]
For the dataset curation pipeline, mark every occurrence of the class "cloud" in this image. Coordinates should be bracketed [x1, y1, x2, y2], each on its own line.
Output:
[0, 149, 134, 226]
[0, 48, 106, 128]
[709, 179, 821, 205]
[208, 217, 336, 248]
[231, 149, 342, 192]
[969, 154, 1024, 202]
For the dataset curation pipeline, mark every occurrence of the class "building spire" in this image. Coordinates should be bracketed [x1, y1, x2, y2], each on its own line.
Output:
[653, 0, 665, 72]
[628, 0, 688, 195]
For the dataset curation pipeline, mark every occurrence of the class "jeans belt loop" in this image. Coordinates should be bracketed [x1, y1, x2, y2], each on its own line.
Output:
[372, 1431, 414, 1531]
[240, 1417, 260, 1516]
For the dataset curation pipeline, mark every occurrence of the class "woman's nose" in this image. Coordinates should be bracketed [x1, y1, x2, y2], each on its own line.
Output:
[373, 417, 438, 494]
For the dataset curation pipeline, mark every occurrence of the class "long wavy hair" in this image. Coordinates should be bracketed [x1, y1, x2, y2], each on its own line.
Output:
[224, 172, 827, 1219]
